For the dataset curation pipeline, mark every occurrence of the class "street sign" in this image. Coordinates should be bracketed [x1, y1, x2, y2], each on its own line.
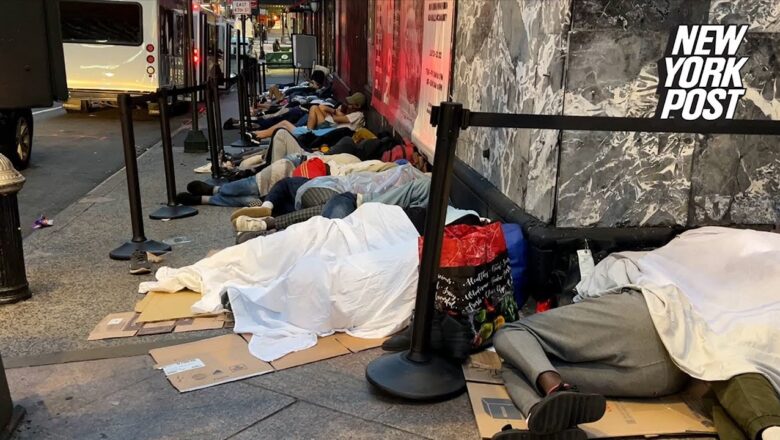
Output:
[233, 0, 251, 14]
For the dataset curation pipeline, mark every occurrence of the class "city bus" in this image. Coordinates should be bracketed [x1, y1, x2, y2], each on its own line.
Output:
[60, 0, 221, 113]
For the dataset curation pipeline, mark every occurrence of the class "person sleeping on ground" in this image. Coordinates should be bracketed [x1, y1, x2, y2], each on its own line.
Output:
[475, 227, 780, 440]
[250, 92, 366, 141]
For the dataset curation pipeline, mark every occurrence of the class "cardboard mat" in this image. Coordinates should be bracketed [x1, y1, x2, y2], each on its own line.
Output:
[151, 332, 391, 392]
[464, 351, 716, 439]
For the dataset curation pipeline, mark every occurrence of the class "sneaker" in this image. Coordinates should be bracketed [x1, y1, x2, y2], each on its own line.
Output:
[186, 181, 215, 196]
[527, 385, 606, 434]
[233, 215, 268, 232]
[492, 425, 586, 440]
[175, 192, 201, 206]
[129, 250, 152, 275]
[230, 206, 272, 223]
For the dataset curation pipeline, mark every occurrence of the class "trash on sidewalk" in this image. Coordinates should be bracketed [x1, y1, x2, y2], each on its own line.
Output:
[31, 215, 54, 230]
[150, 334, 274, 392]
[162, 236, 193, 246]
[464, 352, 716, 439]
[136, 320, 176, 336]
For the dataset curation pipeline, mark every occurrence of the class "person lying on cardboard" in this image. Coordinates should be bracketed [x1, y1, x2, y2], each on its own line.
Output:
[491, 227, 780, 440]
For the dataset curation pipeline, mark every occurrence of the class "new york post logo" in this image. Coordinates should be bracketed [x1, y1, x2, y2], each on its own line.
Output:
[656, 25, 749, 120]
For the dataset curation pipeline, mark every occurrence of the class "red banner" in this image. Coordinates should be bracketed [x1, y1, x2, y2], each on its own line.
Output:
[371, 0, 396, 119]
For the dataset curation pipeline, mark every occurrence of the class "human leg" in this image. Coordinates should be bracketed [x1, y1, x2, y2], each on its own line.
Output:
[253, 120, 296, 139]
[264, 177, 309, 215]
[269, 128, 307, 163]
[206, 176, 261, 207]
[322, 192, 358, 219]
[710, 373, 780, 440]
[299, 187, 338, 208]
[306, 105, 326, 130]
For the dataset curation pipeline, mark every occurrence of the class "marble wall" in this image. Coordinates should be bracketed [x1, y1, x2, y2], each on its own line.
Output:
[451, 0, 780, 227]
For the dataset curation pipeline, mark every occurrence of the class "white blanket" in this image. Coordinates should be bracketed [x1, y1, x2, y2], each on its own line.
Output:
[139, 203, 420, 361]
[575, 227, 780, 392]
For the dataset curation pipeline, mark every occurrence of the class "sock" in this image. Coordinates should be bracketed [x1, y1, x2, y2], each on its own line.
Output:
[213, 186, 220, 195]
[763, 427, 780, 440]
[261, 201, 273, 210]
[356, 193, 364, 206]
[201, 196, 211, 204]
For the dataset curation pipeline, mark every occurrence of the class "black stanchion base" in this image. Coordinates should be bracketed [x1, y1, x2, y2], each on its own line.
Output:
[149, 205, 199, 221]
[365, 351, 466, 401]
[0, 405, 25, 440]
[109, 240, 172, 261]
[230, 136, 253, 148]
[0, 284, 31, 305]
[184, 130, 209, 153]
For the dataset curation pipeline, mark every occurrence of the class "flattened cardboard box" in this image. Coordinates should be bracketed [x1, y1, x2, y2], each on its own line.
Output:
[270, 335, 351, 370]
[150, 334, 274, 392]
[88, 312, 143, 340]
[467, 382, 715, 439]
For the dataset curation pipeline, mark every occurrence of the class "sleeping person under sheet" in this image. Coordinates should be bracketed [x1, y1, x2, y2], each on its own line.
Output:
[491, 227, 780, 440]
[138, 203, 420, 362]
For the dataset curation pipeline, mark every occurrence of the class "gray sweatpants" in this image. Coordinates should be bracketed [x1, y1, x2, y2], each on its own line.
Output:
[493, 291, 688, 416]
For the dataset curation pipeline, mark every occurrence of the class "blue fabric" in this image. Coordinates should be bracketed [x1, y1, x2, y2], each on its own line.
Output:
[501, 223, 528, 307]
[322, 192, 358, 219]
[208, 176, 260, 207]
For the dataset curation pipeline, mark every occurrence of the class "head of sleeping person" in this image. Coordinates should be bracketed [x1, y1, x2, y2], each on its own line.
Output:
[344, 92, 366, 113]
[310, 70, 326, 89]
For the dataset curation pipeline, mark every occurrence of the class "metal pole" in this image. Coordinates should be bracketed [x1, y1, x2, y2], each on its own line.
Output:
[183, 0, 209, 153]
[150, 88, 198, 221]
[205, 78, 222, 181]
[231, 69, 252, 148]
[365, 102, 466, 401]
[109, 94, 172, 260]
[212, 80, 225, 157]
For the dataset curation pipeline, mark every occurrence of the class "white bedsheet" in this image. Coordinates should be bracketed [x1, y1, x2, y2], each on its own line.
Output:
[575, 227, 780, 392]
[139, 203, 420, 361]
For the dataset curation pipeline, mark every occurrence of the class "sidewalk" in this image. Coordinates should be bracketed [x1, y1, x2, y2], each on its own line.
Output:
[2, 84, 479, 440]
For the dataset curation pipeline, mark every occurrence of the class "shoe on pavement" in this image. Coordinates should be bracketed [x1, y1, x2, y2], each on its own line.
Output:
[233, 215, 268, 232]
[129, 250, 152, 275]
[492, 425, 586, 440]
[230, 206, 272, 223]
[175, 192, 201, 206]
[527, 386, 606, 434]
[186, 180, 215, 196]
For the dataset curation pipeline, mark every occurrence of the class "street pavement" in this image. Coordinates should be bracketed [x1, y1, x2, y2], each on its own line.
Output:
[18, 104, 192, 238]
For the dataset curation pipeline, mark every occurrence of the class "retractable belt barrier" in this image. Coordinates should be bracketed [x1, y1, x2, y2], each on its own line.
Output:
[365, 101, 780, 401]
[110, 69, 255, 259]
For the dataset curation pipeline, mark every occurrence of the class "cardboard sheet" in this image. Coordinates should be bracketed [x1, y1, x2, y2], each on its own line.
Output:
[467, 382, 716, 439]
[333, 334, 388, 353]
[270, 335, 351, 370]
[134, 293, 154, 313]
[137, 291, 211, 323]
[173, 316, 225, 333]
[149, 334, 274, 392]
[462, 350, 503, 385]
[137, 320, 176, 336]
[88, 312, 143, 340]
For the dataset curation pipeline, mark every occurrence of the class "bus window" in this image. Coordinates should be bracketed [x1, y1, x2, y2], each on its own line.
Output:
[60, 1, 143, 46]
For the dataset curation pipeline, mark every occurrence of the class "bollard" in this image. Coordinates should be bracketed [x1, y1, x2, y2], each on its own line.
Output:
[0, 154, 30, 305]
[205, 78, 224, 182]
[109, 94, 172, 260]
[231, 70, 252, 148]
[365, 102, 466, 401]
[149, 88, 199, 221]
[259, 60, 267, 94]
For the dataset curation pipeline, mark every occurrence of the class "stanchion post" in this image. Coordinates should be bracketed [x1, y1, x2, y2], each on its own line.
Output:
[205, 78, 223, 181]
[149, 88, 198, 221]
[183, 0, 208, 153]
[365, 102, 466, 401]
[211, 79, 225, 158]
[231, 69, 252, 148]
[109, 94, 172, 260]
[260, 60, 266, 94]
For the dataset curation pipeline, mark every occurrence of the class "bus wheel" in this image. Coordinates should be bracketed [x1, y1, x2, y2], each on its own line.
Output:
[0, 109, 33, 170]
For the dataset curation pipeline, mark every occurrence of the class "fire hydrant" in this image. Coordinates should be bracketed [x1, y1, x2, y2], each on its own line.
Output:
[0, 153, 30, 304]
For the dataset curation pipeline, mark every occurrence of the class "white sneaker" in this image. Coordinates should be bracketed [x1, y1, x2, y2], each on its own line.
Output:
[233, 215, 267, 232]
[763, 427, 780, 440]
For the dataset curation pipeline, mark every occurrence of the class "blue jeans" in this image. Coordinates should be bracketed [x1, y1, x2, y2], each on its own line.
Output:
[208, 176, 260, 207]
[322, 192, 358, 219]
